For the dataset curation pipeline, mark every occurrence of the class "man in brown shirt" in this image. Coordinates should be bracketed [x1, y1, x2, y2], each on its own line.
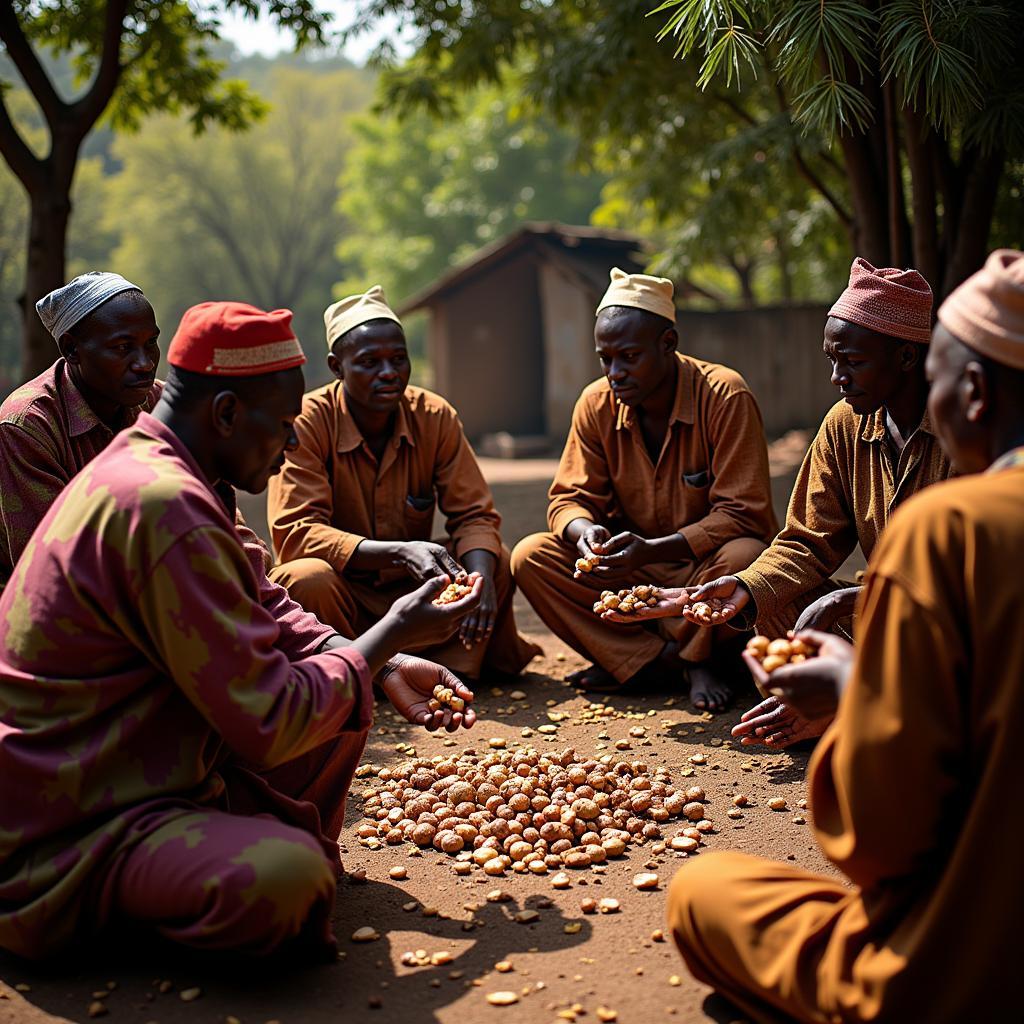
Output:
[0, 271, 162, 593]
[511, 269, 776, 710]
[665, 249, 1024, 1024]
[267, 286, 539, 680]
[681, 259, 952, 744]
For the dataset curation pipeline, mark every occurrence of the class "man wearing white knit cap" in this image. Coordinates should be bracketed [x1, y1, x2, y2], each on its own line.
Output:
[512, 268, 776, 710]
[267, 285, 540, 681]
[0, 272, 162, 593]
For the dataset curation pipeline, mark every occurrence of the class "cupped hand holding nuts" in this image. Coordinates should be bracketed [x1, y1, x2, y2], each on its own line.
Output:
[594, 585, 690, 623]
[742, 629, 853, 720]
[379, 656, 476, 732]
[679, 575, 751, 626]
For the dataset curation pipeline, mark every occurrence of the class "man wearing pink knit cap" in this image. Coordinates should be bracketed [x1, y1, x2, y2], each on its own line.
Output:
[637, 257, 954, 747]
[663, 249, 1024, 1024]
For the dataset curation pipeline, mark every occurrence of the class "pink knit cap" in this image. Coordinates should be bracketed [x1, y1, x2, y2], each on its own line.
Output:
[828, 257, 933, 344]
[938, 250, 1024, 370]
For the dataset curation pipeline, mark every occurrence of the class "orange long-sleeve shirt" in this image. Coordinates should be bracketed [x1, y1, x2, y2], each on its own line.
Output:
[547, 354, 777, 557]
[736, 401, 952, 621]
[268, 382, 502, 569]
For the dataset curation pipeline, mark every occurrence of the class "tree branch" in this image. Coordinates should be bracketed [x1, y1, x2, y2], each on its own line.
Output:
[0, 91, 42, 193]
[771, 82, 852, 229]
[71, 0, 130, 136]
[902, 103, 940, 292]
[0, 5, 64, 127]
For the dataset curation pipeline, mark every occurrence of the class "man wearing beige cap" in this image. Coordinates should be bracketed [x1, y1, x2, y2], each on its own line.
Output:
[664, 250, 1024, 1022]
[267, 286, 540, 681]
[511, 268, 777, 710]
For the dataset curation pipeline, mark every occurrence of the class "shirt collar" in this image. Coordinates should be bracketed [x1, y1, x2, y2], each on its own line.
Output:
[59, 360, 105, 438]
[615, 355, 692, 430]
[334, 381, 415, 453]
[58, 359, 149, 439]
[860, 405, 936, 444]
[987, 446, 1024, 474]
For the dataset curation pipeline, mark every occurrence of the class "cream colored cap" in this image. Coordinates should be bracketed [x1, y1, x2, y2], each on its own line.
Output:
[596, 267, 676, 323]
[324, 285, 402, 350]
[937, 249, 1024, 371]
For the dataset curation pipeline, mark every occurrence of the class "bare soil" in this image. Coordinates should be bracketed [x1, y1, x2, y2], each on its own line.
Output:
[1, 436, 862, 1024]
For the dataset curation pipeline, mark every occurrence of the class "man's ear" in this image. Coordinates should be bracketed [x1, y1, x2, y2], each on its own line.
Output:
[211, 390, 241, 438]
[899, 342, 923, 371]
[58, 332, 78, 364]
[327, 350, 344, 382]
[661, 326, 679, 354]
[962, 360, 990, 424]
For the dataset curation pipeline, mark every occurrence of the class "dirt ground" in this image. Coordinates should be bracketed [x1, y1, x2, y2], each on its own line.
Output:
[1, 437, 861, 1024]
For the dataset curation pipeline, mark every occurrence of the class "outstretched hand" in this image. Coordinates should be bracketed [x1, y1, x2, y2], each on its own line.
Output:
[380, 655, 477, 732]
[599, 586, 689, 623]
[730, 694, 830, 748]
[388, 573, 483, 650]
[680, 575, 750, 626]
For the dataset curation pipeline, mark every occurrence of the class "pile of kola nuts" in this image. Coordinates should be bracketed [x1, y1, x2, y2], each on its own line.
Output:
[355, 746, 710, 875]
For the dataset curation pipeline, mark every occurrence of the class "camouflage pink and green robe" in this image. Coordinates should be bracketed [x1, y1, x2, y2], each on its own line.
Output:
[0, 412, 372, 958]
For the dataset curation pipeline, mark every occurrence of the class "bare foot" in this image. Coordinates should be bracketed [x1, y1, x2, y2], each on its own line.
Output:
[730, 695, 830, 748]
[687, 661, 732, 712]
[566, 663, 619, 692]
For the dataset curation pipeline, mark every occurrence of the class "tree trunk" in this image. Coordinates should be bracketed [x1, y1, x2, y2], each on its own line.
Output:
[942, 147, 1004, 301]
[21, 185, 71, 380]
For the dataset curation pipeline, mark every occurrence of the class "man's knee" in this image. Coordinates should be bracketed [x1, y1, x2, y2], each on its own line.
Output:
[511, 532, 566, 585]
[667, 851, 758, 950]
[712, 537, 768, 577]
[224, 831, 336, 925]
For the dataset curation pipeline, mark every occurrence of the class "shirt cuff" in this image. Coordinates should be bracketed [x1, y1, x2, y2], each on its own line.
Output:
[678, 521, 714, 563]
[327, 646, 374, 733]
[453, 528, 502, 562]
[735, 566, 776, 623]
[549, 506, 594, 539]
[329, 530, 366, 572]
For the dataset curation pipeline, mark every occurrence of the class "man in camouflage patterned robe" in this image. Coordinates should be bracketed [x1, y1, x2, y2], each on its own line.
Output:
[0, 302, 479, 959]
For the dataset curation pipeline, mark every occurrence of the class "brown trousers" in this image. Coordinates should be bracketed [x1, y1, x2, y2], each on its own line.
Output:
[667, 852, 881, 1024]
[510, 532, 766, 682]
[269, 544, 540, 678]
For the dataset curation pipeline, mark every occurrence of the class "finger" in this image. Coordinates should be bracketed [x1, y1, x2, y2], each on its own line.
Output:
[451, 678, 475, 703]
[461, 707, 477, 729]
[474, 611, 492, 645]
[444, 710, 464, 733]
[739, 696, 780, 721]
[459, 613, 478, 645]
[600, 532, 632, 553]
[741, 650, 771, 689]
[793, 628, 836, 649]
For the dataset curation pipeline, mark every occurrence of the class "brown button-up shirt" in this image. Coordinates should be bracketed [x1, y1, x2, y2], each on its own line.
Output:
[548, 354, 777, 559]
[268, 382, 502, 568]
[0, 359, 162, 591]
[737, 399, 953, 619]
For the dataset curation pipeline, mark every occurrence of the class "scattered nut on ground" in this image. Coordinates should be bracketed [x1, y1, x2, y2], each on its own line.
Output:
[768, 797, 788, 811]
[351, 926, 380, 942]
[486, 991, 520, 1006]
[633, 872, 660, 890]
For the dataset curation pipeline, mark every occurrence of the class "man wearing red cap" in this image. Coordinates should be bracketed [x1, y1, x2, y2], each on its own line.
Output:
[664, 249, 1024, 1024]
[664, 258, 953, 746]
[0, 302, 481, 959]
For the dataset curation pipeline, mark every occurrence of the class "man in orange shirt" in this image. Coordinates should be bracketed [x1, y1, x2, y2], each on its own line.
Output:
[665, 250, 1024, 1022]
[512, 269, 776, 710]
[267, 286, 539, 681]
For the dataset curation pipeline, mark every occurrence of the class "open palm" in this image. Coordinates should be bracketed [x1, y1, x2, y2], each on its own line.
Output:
[380, 656, 477, 732]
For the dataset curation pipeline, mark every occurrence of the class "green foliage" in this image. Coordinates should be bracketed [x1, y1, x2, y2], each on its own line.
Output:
[104, 66, 373, 384]
[336, 81, 609, 303]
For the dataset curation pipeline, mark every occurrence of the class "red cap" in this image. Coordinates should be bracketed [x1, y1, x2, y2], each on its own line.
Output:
[827, 258, 933, 344]
[168, 301, 306, 376]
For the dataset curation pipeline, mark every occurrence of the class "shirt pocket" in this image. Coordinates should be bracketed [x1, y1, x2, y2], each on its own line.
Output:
[404, 493, 437, 539]
[681, 469, 712, 520]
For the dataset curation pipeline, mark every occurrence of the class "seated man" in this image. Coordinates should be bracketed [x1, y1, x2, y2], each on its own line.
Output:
[682, 258, 952, 745]
[0, 271, 162, 592]
[666, 250, 1024, 1022]
[0, 302, 480, 960]
[267, 286, 539, 680]
[511, 269, 777, 711]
